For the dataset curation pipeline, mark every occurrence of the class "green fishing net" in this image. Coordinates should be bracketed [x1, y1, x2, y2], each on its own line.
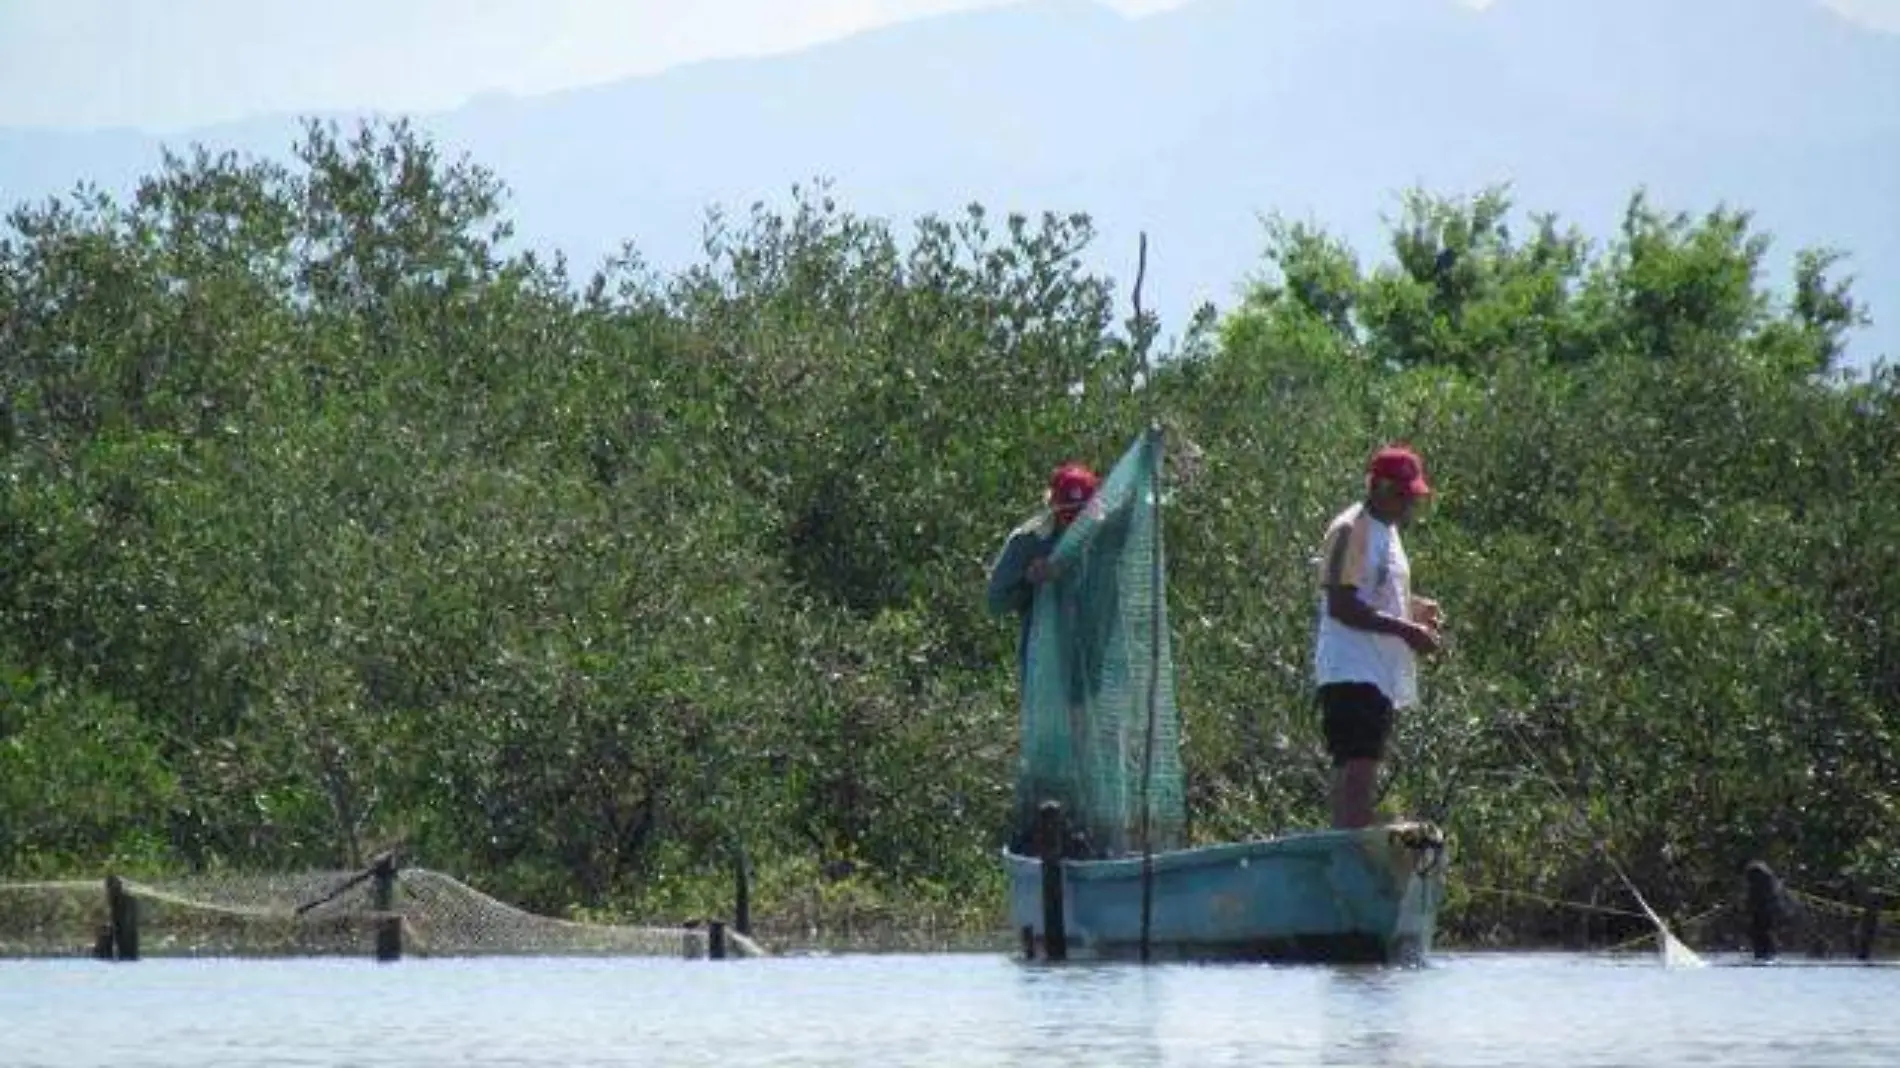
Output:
[1013, 426, 1185, 858]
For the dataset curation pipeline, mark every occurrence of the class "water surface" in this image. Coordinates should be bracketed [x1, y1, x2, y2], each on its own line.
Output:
[4, 951, 1895, 1066]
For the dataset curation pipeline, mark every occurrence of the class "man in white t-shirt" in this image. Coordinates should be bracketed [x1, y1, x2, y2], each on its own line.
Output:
[1312, 444, 1443, 829]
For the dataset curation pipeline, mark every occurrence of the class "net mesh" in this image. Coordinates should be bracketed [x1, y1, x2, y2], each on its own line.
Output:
[0, 880, 114, 958]
[1771, 887, 1900, 962]
[1013, 426, 1185, 858]
[0, 868, 762, 959]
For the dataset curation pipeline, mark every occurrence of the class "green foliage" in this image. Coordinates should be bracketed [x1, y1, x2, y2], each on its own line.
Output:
[0, 123, 1893, 947]
[0, 663, 178, 875]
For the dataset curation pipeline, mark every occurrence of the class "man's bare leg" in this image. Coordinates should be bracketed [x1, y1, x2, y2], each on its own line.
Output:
[1330, 758, 1379, 829]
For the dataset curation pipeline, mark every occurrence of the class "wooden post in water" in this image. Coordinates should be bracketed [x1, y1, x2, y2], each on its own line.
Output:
[709, 920, 727, 960]
[1037, 800, 1068, 962]
[733, 842, 753, 938]
[1854, 890, 1879, 962]
[104, 875, 139, 962]
[1743, 860, 1781, 961]
[371, 854, 401, 963]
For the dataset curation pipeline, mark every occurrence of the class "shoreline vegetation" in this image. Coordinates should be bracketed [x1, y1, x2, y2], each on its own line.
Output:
[1, 119, 1894, 955]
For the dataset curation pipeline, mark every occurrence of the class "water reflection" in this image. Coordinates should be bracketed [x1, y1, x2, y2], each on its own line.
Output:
[1007, 956, 1450, 1066]
[1318, 965, 1419, 1067]
[1012, 958, 1424, 1067]
[1010, 962, 1165, 1065]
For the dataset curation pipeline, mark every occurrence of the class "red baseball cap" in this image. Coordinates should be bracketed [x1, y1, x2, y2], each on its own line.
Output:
[1048, 463, 1099, 511]
[1367, 445, 1432, 497]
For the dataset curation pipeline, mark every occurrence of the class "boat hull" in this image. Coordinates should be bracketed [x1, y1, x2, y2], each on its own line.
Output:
[1004, 823, 1447, 965]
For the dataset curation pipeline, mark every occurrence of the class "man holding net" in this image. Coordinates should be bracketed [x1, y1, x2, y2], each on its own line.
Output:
[1313, 444, 1443, 830]
[985, 462, 1101, 675]
[987, 461, 1112, 856]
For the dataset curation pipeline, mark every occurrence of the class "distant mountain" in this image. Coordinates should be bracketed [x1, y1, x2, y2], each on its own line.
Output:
[3, 0, 1895, 367]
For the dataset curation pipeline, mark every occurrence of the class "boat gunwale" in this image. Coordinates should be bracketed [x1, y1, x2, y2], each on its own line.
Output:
[999, 823, 1446, 882]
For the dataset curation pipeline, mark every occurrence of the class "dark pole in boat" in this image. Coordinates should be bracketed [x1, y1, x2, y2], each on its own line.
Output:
[1131, 232, 1161, 965]
[1138, 423, 1164, 964]
[1038, 800, 1068, 962]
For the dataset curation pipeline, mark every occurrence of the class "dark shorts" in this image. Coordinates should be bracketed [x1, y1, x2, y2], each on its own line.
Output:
[1319, 682, 1394, 766]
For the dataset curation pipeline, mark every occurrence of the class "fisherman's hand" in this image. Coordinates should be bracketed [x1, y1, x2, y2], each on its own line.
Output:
[1410, 596, 1442, 629]
[1401, 621, 1442, 656]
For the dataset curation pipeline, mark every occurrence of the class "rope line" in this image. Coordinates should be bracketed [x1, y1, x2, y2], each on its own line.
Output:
[1463, 884, 1647, 920]
[1785, 887, 1900, 925]
[1492, 717, 1705, 966]
[0, 880, 101, 894]
[1605, 904, 1730, 952]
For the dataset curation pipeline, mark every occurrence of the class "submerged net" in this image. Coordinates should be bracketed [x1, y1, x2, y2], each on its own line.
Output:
[0, 868, 762, 959]
[1014, 426, 1185, 858]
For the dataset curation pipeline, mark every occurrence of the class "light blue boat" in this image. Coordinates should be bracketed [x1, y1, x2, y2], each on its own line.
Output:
[998, 427, 1449, 965]
[1004, 822, 1448, 964]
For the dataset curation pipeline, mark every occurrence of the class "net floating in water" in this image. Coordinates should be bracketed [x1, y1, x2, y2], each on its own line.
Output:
[0, 869, 764, 959]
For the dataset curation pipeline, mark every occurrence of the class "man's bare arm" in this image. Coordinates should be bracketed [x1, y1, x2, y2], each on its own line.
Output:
[1326, 585, 1439, 655]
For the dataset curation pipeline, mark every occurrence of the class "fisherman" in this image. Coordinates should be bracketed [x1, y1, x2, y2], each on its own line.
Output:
[1312, 444, 1443, 830]
[985, 462, 1100, 675]
[987, 461, 1110, 857]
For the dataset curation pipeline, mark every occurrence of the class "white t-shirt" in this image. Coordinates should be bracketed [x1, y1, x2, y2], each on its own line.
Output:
[1312, 502, 1418, 708]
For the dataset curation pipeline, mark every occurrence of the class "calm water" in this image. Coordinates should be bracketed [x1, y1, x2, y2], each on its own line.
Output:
[3, 951, 1897, 1067]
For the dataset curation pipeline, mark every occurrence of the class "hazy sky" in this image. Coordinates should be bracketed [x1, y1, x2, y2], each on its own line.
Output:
[2, 0, 1896, 132]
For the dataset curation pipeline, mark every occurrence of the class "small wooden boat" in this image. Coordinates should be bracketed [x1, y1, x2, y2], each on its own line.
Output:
[1005, 821, 1447, 965]
[996, 426, 1449, 965]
